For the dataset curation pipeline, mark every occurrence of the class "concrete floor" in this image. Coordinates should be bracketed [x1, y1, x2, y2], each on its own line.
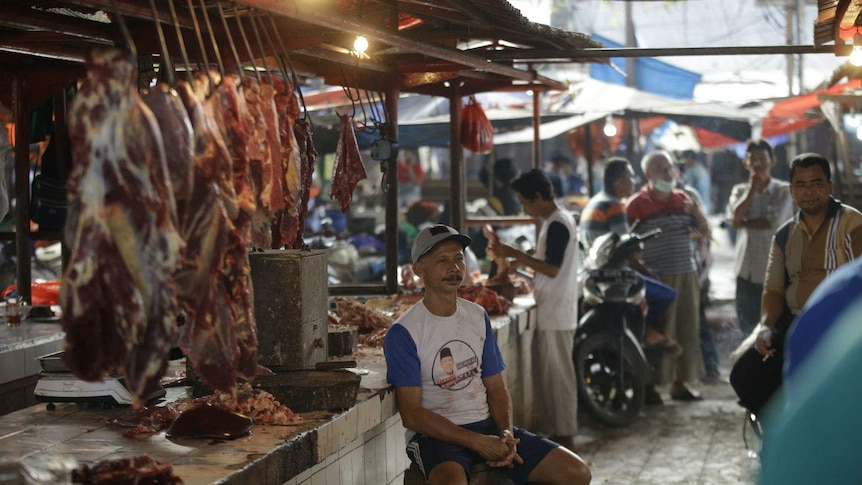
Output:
[572, 222, 764, 485]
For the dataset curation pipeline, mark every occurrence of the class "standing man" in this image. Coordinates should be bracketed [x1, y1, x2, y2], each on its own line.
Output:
[384, 224, 591, 485]
[730, 153, 862, 417]
[626, 150, 711, 401]
[488, 169, 580, 450]
[727, 140, 794, 337]
[680, 149, 711, 214]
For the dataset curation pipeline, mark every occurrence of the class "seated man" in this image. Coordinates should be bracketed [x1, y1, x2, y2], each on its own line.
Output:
[384, 224, 591, 485]
[730, 153, 862, 417]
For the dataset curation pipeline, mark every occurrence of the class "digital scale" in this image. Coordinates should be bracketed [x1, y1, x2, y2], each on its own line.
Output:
[34, 351, 165, 409]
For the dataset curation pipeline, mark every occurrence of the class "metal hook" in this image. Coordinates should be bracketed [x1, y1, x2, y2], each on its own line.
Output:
[249, 13, 274, 85]
[147, 0, 174, 85]
[110, 0, 137, 62]
[267, 14, 310, 123]
[233, 6, 260, 83]
[185, 0, 216, 96]
[216, 1, 244, 76]
[197, 0, 225, 79]
[259, 14, 289, 83]
[167, 0, 193, 82]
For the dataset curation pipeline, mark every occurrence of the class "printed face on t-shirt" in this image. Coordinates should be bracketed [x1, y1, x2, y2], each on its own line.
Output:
[432, 340, 479, 390]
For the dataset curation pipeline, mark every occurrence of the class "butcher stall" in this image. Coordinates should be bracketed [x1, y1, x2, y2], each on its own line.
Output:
[0, 0, 599, 482]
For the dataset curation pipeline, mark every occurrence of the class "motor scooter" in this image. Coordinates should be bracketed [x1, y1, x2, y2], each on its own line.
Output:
[573, 228, 661, 427]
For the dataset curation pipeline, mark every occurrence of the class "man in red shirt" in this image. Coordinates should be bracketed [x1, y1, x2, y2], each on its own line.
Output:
[626, 150, 711, 401]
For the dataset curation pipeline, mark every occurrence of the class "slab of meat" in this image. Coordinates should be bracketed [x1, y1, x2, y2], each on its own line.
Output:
[206, 72, 255, 218]
[71, 455, 182, 484]
[63, 48, 184, 407]
[270, 77, 303, 247]
[186, 74, 239, 219]
[291, 117, 318, 249]
[335, 298, 393, 331]
[174, 79, 234, 391]
[241, 76, 273, 248]
[141, 82, 194, 208]
[330, 113, 366, 212]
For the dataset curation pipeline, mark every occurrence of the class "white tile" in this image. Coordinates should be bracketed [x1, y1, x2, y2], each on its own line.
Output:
[349, 447, 366, 485]
[357, 396, 382, 433]
[325, 457, 341, 485]
[338, 454, 354, 485]
[311, 468, 327, 485]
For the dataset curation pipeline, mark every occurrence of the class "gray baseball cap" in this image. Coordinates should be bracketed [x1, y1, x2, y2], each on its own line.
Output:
[411, 224, 471, 263]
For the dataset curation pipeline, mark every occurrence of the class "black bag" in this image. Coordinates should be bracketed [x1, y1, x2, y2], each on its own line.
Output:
[30, 173, 67, 230]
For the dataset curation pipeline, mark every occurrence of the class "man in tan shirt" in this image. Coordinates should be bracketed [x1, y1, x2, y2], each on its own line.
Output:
[730, 153, 862, 417]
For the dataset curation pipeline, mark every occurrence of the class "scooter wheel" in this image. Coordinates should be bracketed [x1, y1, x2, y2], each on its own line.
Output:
[573, 332, 645, 427]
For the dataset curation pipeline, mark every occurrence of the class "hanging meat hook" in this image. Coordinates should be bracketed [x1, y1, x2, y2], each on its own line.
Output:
[249, 13, 275, 85]
[266, 14, 311, 124]
[215, 1, 245, 77]
[197, 0, 227, 81]
[232, 5, 261, 83]
[109, 0, 137, 62]
[167, 0, 194, 82]
[147, 0, 175, 86]
[259, 13, 290, 85]
[185, 0, 217, 96]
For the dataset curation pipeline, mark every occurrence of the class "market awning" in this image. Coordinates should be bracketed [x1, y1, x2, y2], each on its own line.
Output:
[558, 80, 754, 142]
[761, 79, 862, 138]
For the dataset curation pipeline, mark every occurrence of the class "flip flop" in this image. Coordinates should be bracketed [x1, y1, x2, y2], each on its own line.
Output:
[670, 387, 704, 401]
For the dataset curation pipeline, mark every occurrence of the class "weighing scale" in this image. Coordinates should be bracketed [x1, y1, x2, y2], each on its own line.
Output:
[34, 351, 165, 409]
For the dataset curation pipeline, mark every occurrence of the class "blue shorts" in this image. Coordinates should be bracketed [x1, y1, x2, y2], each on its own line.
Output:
[406, 417, 558, 484]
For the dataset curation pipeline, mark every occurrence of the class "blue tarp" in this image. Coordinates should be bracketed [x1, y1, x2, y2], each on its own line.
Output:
[589, 34, 702, 100]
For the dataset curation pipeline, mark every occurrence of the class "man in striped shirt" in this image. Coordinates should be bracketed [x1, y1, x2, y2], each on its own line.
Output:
[626, 150, 711, 402]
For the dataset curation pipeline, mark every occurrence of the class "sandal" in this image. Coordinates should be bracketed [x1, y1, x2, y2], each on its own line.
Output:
[670, 386, 704, 401]
[643, 336, 683, 358]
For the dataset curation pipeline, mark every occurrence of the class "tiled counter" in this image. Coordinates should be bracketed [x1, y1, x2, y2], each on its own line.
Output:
[0, 297, 537, 484]
[0, 321, 65, 415]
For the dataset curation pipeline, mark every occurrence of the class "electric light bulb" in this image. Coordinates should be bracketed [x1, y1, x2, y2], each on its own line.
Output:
[353, 36, 368, 54]
[603, 116, 617, 137]
[851, 46, 862, 67]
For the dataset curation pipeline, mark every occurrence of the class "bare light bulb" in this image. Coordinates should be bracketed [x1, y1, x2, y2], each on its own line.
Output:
[353, 36, 369, 54]
[851, 46, 862, 67]
[603, 116, 617, 137]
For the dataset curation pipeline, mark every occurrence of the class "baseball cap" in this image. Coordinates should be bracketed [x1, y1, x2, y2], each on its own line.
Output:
[411, 224, 471, 263]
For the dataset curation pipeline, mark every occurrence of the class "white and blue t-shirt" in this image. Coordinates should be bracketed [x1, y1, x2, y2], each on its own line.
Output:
[384, 298, 505, 426]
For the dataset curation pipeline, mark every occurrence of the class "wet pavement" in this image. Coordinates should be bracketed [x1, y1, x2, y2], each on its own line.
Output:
[573, 222, 763, 485]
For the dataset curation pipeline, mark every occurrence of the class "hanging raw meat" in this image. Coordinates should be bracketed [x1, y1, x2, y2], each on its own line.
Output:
[330, 113, 366, 212]
[241, 76, 273, 248]
[270, 76, 303, 247]
[62, 48, 184, 407]
[460, 96, 494, 154]
[187, 73, 239, 220]
[174, 78, 234, 392]
[292, 117, 318, 249]
[209, 73, 259, 387]
[141, 83, 194, 207]
[259, 81, 285, 213]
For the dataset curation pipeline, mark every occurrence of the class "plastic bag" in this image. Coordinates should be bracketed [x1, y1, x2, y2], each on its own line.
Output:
[460, 96, 494, 153]
[1, 280, 61, 306]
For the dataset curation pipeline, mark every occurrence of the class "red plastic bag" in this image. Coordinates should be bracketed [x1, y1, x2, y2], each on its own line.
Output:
[460, 96, 494, 153]
[1, 280, 61, 306]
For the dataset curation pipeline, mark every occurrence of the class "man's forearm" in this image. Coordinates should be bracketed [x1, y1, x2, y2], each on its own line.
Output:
[486, 382, 514, 436]
[400, 405, 482, 449]
[760, 288, 786, 328]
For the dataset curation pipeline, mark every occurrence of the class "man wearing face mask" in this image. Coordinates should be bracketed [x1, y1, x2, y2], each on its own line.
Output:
[626, 150, 711, 402]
